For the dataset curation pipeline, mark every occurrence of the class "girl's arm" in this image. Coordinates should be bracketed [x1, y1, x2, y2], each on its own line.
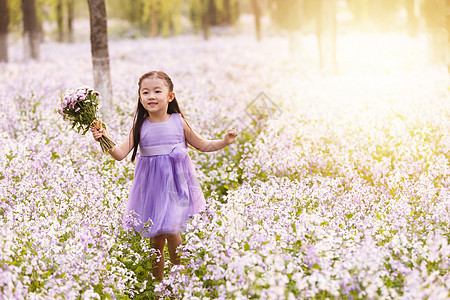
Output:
[91, 128, 134, 161]
[183, 118, 237, 152]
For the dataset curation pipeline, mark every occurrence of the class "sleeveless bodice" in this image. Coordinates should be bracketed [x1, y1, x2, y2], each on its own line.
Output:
[139, 113, 185, 156]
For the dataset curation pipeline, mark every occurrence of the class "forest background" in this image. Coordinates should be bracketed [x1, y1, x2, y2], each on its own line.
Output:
[1, 0, 450, 299]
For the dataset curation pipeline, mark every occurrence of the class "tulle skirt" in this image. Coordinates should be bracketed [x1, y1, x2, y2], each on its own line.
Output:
[123, 146, 205, 238]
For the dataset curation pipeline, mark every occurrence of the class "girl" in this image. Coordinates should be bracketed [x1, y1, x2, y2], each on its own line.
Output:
[92, 71, 237, 281]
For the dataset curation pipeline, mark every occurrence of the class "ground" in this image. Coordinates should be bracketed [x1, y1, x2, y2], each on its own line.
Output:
[0, 30, 449, 299]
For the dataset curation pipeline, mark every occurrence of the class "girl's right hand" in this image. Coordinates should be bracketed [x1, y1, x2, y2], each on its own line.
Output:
[91, 127, 103, 141]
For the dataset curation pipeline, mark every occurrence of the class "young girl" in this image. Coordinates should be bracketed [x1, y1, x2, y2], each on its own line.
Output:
[92, 71, 237, 281]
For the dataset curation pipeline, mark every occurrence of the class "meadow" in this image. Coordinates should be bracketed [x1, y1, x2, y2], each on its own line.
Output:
[1, 31, 449, 299]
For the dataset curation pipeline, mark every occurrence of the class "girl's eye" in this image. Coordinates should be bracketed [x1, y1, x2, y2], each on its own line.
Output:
[155, 90, 161, 93]
[142, 91, 148, 94]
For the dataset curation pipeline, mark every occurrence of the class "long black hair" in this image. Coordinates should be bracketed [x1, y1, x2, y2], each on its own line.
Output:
[130, 71, 185, 162]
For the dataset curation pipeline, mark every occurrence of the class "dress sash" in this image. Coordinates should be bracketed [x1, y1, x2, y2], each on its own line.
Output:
[139, 142, 186, 157]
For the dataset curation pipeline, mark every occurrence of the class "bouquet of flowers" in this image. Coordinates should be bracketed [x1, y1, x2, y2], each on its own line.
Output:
[58, 86, 115, 153]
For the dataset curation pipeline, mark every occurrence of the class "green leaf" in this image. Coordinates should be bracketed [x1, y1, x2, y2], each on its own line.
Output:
[244, 242, 250, 251]
[376, 212, 382, 220]
[51, 151, 60, 160]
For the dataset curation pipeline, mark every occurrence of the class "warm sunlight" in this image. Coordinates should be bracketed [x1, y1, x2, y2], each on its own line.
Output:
[1, 0, 449, 299]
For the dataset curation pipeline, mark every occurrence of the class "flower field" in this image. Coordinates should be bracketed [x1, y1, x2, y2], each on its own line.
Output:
[1, 32, 449, 299]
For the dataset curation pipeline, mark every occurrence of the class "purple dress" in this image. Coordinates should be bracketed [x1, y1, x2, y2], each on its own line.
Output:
[124, 113, 205, 238]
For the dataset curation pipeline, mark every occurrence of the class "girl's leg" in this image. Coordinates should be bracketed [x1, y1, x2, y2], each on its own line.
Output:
[151, 235, 166, 281]
[165, 233, 182, 265]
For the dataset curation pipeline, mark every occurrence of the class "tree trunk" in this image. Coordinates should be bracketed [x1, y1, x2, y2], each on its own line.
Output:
[150, 10, 158, 37]
[447, 0, 450, 73]
[22, 0, 40, 60]
[87, 0, 113, 117]
[405, 0, 418, 37]
[422, 0, 447, 65]
[201, 0, 211, 40]
[251, 0, 261, 41]
[223, 0, 231, 24]
[56, 0, 64, 42]
[0, 0, 9, 62]
[149, 0, 159, 37]
[67, 0, 74, 43]
[207, 0, 216, 25]
[316, 0, 337, 73]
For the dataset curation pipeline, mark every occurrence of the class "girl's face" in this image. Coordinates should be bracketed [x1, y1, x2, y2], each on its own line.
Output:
[139, 77, 174, 115]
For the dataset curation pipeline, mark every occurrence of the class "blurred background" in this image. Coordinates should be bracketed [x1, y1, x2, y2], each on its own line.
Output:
[1, 0, 449, 70]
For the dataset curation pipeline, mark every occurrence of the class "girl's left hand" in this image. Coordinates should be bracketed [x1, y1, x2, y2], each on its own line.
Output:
[224, 129, 237, 145]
